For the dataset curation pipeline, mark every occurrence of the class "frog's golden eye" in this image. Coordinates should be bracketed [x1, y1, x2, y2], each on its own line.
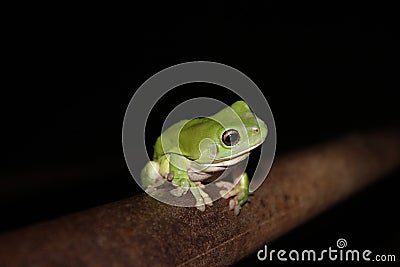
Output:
[222, 129, 240, 146]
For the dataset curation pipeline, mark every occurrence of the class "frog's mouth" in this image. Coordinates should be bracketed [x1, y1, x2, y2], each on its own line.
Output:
[216, 142, 262, 161]
[190, 153, 250, 174]
[196, 142, 262, 169]
[209, 152, 250, 167]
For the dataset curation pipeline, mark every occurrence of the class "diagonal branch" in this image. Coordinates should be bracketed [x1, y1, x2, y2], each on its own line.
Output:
[0, 130, 399, 267]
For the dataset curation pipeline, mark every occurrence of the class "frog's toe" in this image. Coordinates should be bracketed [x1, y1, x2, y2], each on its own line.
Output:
[170, 187, 185, 197]
[203, 194, 213, 206]
[198, 188, 213, 206]
[190, 186, 213, 211]
[194, 195, 206, 211]
[195, 203, 206, 212]
[195, 194, 212, 210]
[194, 181, 206, 189]
[229, 197, 242, 215]
[234, 204, 241, 215]
[145, 186, 157, 194]
[219, 189, 228, 198]
[224, 184, 248, 215]
[229, 199, 236, 210]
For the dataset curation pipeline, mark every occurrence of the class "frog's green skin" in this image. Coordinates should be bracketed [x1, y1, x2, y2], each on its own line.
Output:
[141, 101, 268, 214]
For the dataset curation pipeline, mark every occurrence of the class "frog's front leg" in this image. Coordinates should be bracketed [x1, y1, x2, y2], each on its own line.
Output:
[189, 180, 213, 211]
[216, 172, 249, 215]
[167, 154, 212, 211]
[141, 161, 165, 191]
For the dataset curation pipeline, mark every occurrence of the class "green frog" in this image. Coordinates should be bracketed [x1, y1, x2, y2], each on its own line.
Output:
[141, 101, 268, 214]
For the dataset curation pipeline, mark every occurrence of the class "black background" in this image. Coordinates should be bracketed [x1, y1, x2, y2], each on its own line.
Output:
[2, 3, 399, 266]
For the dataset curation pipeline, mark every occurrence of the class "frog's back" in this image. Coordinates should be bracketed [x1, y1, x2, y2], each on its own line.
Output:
[153, 119, 189, 160]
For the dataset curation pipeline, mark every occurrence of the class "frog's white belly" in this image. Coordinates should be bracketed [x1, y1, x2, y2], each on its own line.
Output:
[188, 152, 250, 181]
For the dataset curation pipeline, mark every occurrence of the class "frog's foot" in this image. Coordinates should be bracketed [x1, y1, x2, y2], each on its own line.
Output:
[216, 173, 249, 215]
[169, 170, 212, 211]
[170, 187, 186, 197]
[229, 187, 248, 215]
[194, 181, 206, 189]
[190, 181, 212, 211]
[145, 186, 158, 194]
[170, 178, 190, 197]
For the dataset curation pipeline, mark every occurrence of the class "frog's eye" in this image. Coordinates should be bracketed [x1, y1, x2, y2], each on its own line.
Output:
[222, 129, 240, 146]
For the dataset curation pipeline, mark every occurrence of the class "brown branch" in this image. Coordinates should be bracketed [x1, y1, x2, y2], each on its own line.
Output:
[0, 130, 400, 267]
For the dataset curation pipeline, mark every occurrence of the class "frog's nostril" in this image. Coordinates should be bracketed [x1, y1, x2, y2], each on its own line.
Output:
[252, 127, 259, 133]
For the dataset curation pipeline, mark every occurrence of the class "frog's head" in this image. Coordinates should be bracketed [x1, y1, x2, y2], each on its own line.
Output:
[178, 101, 268, 165]
[212, 101, 268, 163]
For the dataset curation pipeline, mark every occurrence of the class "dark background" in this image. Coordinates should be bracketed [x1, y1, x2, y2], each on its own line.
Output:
[2, 3, 399, 265]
